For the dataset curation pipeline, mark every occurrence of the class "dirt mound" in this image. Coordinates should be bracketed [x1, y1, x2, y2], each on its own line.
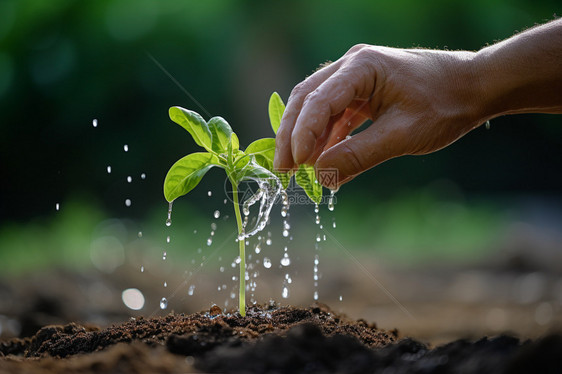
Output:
[1, 303, 561, 373]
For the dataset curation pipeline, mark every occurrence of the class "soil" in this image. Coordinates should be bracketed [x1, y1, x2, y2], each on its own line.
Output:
[1, 302, 561, 374]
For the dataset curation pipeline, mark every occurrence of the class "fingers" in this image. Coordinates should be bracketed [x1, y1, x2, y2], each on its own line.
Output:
[315, 118, 396, 189]
[273, 63, 341, 171]
[324, 105, 370, 150]
[291, 70, 364, 164]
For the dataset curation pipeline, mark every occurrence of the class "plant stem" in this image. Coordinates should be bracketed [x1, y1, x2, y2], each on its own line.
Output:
[231, 181, 246, 317]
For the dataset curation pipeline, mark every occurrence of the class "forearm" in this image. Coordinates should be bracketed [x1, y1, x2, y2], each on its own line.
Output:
[473, 18, 562, 120]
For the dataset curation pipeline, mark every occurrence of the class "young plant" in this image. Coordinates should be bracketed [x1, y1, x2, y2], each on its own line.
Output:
[163, 92, 321, 316]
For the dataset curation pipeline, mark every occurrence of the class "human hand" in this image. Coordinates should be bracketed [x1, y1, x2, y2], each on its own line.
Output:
[273, 44, 485, 189]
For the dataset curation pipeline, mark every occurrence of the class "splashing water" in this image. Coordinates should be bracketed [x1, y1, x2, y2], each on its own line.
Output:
[243, 188, 263, 216]
[239, 174, 282, 239]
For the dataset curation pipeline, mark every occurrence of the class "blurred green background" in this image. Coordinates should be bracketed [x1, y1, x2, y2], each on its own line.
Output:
[0, 0, 561, 273]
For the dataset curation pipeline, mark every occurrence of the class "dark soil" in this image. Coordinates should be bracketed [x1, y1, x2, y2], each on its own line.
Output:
[1, 303, 561, 374]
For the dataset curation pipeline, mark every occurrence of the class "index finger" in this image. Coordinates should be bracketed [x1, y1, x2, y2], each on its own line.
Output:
[291, 65, 373, 164]
[273, 63, 340, 171]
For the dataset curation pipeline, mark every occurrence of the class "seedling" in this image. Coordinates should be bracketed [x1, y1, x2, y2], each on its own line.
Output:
[164, 92, 321, 316]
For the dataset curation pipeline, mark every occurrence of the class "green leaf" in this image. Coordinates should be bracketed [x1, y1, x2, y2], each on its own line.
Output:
[231, 132, 240, 151]
[169, 107, 213, 152]
[236, 159, 276, 182]
[208, 116, 233, 153]
[268, 92, 285, 135]
[245, 138, 275, 170]
[164, 152, 220, 202]
[275, 170, 292, 190]
[295, 164, 323, 204]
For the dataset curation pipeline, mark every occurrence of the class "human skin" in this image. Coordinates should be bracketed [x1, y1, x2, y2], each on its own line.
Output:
[273, 19, 562, 190]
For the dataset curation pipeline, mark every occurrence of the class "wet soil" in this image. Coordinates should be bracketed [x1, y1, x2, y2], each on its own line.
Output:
[1, 303, 561, 373]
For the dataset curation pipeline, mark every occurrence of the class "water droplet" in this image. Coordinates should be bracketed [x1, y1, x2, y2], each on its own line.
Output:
[162, 251, 167, 260]
[127, 176, 132, 183]
[332, 220, 336, 229]
[197, 248, 202, 254]
[328, 194, 335, 211]
[323, 234, 326, 241]
[316, 234, 321, 242]
[207, 191, 212, 197]
[280, 254, 291, 267]
[314, 291, 319, 300]
[125, 199, 132, 207]
[188, 285, 195, 296]
[55, 203, 60, 211]
[282, 286, 289, 299]
[212, 210, 220, 219]
[223, 198, 228, 204]
[124, 144, 129, 152]
[107, 165, 112, 174]
[207, 238, 213, 246]
[255, 244, 261, 254]
[141, 173, 146, 179]
[339, 295, 343, 302]
[315, 215, 321, 225]
[282, 229, 289, 237]
[193, 229, 197, 234]
[140, 265, 144, 273]
[219, 266, 225, 272]
[280, 190, 290, 217]
[92, 119, 98, 127]
[211, 222, 217, 230]
[266, 238, 272, 246]
[263, 258, 272, 269]
[166, 201, 173, 226]
[164, 281, 167, 288]
[235, 256, 241, 264]
[314, 203, 319, 214]
[166, 235, 170, 243]
[160, 297, 168, 310]
[138, 231, 143, 238]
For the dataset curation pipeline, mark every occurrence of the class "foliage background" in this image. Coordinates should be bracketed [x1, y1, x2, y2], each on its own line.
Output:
[0, 0, 561, 270]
